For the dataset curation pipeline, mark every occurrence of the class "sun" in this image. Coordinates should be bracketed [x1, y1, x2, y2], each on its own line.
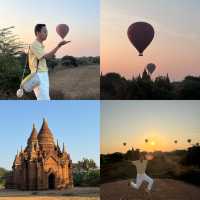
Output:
[150, 141, 156, 146]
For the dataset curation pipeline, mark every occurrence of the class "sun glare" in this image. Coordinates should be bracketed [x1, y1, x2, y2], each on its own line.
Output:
[150, 141, 156, 146]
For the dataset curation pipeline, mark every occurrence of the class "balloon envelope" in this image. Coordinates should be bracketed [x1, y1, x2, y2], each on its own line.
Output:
[145, 139, 148, 143]
[147, 63, 156, 74]
[56, 24, 69, 39]
[187, 139, 191, 143]
[123, 142, 127, 146]
[127, 22, 154, 56]
[174, 140, 178, 144]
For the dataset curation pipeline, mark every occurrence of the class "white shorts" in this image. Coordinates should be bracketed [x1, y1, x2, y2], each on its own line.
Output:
[130, 173, 154, 191]
[33, 72, 50, 100]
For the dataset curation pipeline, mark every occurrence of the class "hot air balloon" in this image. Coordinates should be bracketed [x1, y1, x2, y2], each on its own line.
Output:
[123, 142, 127, 146]
[187, 139, 191, 144]
[145, 139, 148, 143]
[174, 140, 178, 144]
[127, 22, 155, 56]
[146, 63, 156, 74]
[56, 24, 69, 39]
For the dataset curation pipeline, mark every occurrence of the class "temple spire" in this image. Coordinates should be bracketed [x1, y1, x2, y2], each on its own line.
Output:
[28, 123, 38, 143]
[38, 118, 55, 149]
[62, 143, 66, 153]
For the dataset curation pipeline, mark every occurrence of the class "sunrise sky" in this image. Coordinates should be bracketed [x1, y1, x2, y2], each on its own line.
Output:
[101, 101, 200, 154]
[0, 0, 99, 57]
[101, 0, 200, 81]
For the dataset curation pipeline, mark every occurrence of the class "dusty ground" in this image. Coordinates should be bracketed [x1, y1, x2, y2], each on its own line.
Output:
[101, 179, 200, 200]
[0, 187, 99, 200]
[50, 65, 100, 99]
[0, 198, 98, 200]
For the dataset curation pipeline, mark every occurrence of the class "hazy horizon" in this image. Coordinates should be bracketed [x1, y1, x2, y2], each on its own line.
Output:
[101, 0, 200, 81]
[101, 101, 200, 154]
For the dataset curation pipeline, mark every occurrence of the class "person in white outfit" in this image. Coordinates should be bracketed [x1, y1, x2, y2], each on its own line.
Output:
[29, 24, 70, 100]
[129, 153, 154, 192]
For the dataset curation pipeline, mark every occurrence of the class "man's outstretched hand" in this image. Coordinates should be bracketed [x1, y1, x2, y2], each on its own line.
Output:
[58, 40, 71, 47]
[145, 153, 154, 161]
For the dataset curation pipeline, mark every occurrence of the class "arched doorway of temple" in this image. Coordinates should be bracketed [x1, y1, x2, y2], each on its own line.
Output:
[48, 173, 55, 189]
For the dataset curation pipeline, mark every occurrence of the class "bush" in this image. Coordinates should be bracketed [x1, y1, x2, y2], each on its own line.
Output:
[77, 57, 100, 65]
[61, 55, 78, 67]
[73, 170, 100, 186]
[177, 169, 200, 186]
[0, 54, 23, 91]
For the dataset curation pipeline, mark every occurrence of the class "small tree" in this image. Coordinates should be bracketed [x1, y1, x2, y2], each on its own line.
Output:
[0, 27, 24, 95]
[77, 158, 98, 171]
[0, 26, 23, 56]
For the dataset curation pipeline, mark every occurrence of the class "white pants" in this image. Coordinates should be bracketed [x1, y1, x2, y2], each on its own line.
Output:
[130, 173, 154, 191]
[33, 72, 50, 100]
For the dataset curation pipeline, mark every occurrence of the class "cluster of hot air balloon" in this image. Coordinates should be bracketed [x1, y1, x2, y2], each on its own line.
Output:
[174, 139, 192, 144]
[144, 138, 197, 146]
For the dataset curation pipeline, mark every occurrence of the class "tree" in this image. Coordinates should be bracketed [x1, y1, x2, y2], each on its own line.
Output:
[178, 76, 200, 99]
[77, 158, 98, 171]
[61, 55, 78, 67]
[0, 26, 23, 56]
[100, 73, 128, 99]
[0, 27, 24, 94]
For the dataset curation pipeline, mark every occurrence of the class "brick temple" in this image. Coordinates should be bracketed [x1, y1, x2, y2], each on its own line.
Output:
[6, 119, 73, 190]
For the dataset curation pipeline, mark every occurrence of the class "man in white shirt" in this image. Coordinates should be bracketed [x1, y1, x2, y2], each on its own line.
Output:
[29, 24, 70, 100]
[129, 153, 154, 192]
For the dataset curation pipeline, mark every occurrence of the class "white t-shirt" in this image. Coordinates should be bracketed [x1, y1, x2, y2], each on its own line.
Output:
[131, 160, 148, 174]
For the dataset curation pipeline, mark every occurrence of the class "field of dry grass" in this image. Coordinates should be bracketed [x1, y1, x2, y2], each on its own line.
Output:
[0, 64, 99, 100]
[50, 64, 100, 99]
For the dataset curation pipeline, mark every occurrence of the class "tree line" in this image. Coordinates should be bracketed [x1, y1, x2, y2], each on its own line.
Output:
[101, 70, 200, 99]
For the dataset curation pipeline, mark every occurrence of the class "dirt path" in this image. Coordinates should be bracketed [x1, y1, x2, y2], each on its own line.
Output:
[101, 179, 200, 200]
[50, 65, 100, 99]
[0, 187, 99, 200]
[0, 197, 98, 200]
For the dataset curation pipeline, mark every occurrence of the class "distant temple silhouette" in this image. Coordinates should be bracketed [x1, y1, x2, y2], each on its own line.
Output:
[6, 118, 73, 190]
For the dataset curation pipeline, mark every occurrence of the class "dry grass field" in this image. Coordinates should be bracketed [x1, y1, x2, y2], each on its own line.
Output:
[0, 64, 99, 100]
[50, 64, 100, 99]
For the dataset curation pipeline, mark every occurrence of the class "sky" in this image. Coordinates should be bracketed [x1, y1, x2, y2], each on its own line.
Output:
[0, 0, 99, 57]
[101, 101, 200, 154]
[0, 101, 100, 170]
[101, 0, 200, 81]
